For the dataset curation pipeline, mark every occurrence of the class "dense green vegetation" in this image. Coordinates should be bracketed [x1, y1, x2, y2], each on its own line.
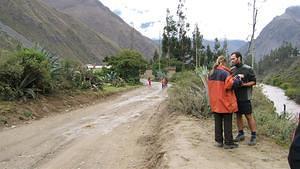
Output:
[0, 47, 144, 101]
[103, 49, 148, 84]
[168, 71, 210, 117]
[257, 43, 300, 103]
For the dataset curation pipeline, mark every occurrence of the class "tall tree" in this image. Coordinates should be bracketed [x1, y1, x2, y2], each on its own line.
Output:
[176, 0, 191, 64]
[222, 38, 228, 57]
[206, 45, 214, 67]
[162, 8, 177, 60]
[213, 38, 222, 59]
[153, 49, 159, 62]
[192, 24, 204, 68]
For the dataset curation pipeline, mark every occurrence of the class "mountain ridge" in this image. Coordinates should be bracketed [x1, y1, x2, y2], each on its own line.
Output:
[239, 6, 300, 61]
[42, 0, 157, 59]
[0, 0, 122, 63]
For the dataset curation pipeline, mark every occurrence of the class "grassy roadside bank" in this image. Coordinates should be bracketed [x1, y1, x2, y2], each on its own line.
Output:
[252, 85, 296, 146]
[0, 84, 141, 128]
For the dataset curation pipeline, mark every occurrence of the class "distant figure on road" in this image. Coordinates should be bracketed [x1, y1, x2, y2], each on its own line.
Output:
[208, 55, 241, 149]
[161, 77, 168, 89]
[147, 77, 152, 87]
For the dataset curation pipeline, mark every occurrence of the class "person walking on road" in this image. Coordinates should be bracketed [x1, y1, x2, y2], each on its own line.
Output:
[147, 77, 152, 87]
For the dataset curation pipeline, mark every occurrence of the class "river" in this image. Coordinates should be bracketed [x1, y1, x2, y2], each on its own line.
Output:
[261, 84, 300, 117]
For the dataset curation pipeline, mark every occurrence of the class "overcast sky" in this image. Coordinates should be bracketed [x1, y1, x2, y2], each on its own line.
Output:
[100, 0, 300, 40]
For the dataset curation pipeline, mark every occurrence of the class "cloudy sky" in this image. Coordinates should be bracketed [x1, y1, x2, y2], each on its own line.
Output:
[100, 0, 299, 40]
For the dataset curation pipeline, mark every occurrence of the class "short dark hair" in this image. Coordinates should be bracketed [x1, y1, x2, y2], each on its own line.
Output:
[231, 51, 242, 61]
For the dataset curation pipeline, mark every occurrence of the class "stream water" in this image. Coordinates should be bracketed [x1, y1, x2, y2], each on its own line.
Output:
[261, 84, 300, 117]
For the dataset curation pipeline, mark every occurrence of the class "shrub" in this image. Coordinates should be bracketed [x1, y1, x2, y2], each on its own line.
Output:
[105, 71, 125, 87]
[280, 82, 292, 90]
[272, 77, 282, 86]
[59, 59, 104, 90]
[0, 48, 55, 100]
[286, 88, 300, 104]
[104, 49, 147, 84]
[168, 71, 210, 117]
[23, 111, 33, 118]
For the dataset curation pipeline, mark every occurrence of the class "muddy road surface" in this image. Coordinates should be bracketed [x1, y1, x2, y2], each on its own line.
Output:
[0, 82, 290, 169]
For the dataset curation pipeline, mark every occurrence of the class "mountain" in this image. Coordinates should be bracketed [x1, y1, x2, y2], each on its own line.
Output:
[239, 6, 300, 61]
[202, 39, 246, 54]
[0, 20, 34, 50]
[0, 0, 122, 64]
[42, 0, 157, 59]
[152, 39, 246, 55]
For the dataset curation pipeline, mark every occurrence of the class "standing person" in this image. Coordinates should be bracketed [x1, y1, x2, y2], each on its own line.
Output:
[230, 51, 257, 146]
[288, 114, 300, 169]
[161, 77, 168, 89]
[208, 55, 241, 149]
[147, 77, 152, 87]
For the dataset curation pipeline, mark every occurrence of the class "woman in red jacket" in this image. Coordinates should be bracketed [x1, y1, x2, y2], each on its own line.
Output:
[208, 55, 242, 149]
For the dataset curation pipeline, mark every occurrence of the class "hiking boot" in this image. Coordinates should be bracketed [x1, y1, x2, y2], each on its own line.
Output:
[214, 142, 223, 148]
[248, 136, 257, 146]
[233, 134, 245, 142]
[224, 143, 239, 149]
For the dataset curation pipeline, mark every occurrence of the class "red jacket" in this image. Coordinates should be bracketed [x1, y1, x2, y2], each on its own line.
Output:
[208, 66, 239, 113]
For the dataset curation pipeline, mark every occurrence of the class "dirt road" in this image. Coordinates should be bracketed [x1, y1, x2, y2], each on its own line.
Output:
[0, 82, 290, 169]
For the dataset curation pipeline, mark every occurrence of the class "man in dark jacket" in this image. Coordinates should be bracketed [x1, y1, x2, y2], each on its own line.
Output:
[288, 114, 300, 169]
[230, 52, 257, 146]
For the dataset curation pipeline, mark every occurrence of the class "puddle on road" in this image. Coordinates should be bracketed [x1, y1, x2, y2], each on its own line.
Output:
[59, 83, 166, 143]
[60, 109, 144, 141]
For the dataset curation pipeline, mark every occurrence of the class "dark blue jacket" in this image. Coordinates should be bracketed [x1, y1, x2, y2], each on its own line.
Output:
[288, 119, 300, 169]
[231, 63, 256, 101]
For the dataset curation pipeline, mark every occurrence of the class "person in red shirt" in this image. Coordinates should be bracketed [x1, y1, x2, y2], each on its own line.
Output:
[147, 77, 152, 87]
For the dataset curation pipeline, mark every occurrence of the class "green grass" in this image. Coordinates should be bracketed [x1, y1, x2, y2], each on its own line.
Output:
[23, 111, 33, 118]
[252, 86, 296, 146]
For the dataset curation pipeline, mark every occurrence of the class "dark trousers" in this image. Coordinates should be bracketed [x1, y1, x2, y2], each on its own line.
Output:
[288, 123, 300, 169]
[214, 113, 233, 145]
[288, 157, 300, 169]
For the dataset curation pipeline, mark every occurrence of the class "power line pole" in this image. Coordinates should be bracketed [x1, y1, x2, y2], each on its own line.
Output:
[194, 24, 199, 69]
[248, 0, 258, 68]
[158, 30, 161, 73]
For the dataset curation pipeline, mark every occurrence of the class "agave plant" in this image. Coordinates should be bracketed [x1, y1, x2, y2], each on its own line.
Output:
[34, 45, 61, 82]
[0, 46, 62, 100]
[195, 66, 210, 111]
[105, 71, 125, 87]
[195, 66, 209, 94]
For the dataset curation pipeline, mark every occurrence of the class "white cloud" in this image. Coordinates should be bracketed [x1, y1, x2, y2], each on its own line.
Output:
[100, 0, 300, 40]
